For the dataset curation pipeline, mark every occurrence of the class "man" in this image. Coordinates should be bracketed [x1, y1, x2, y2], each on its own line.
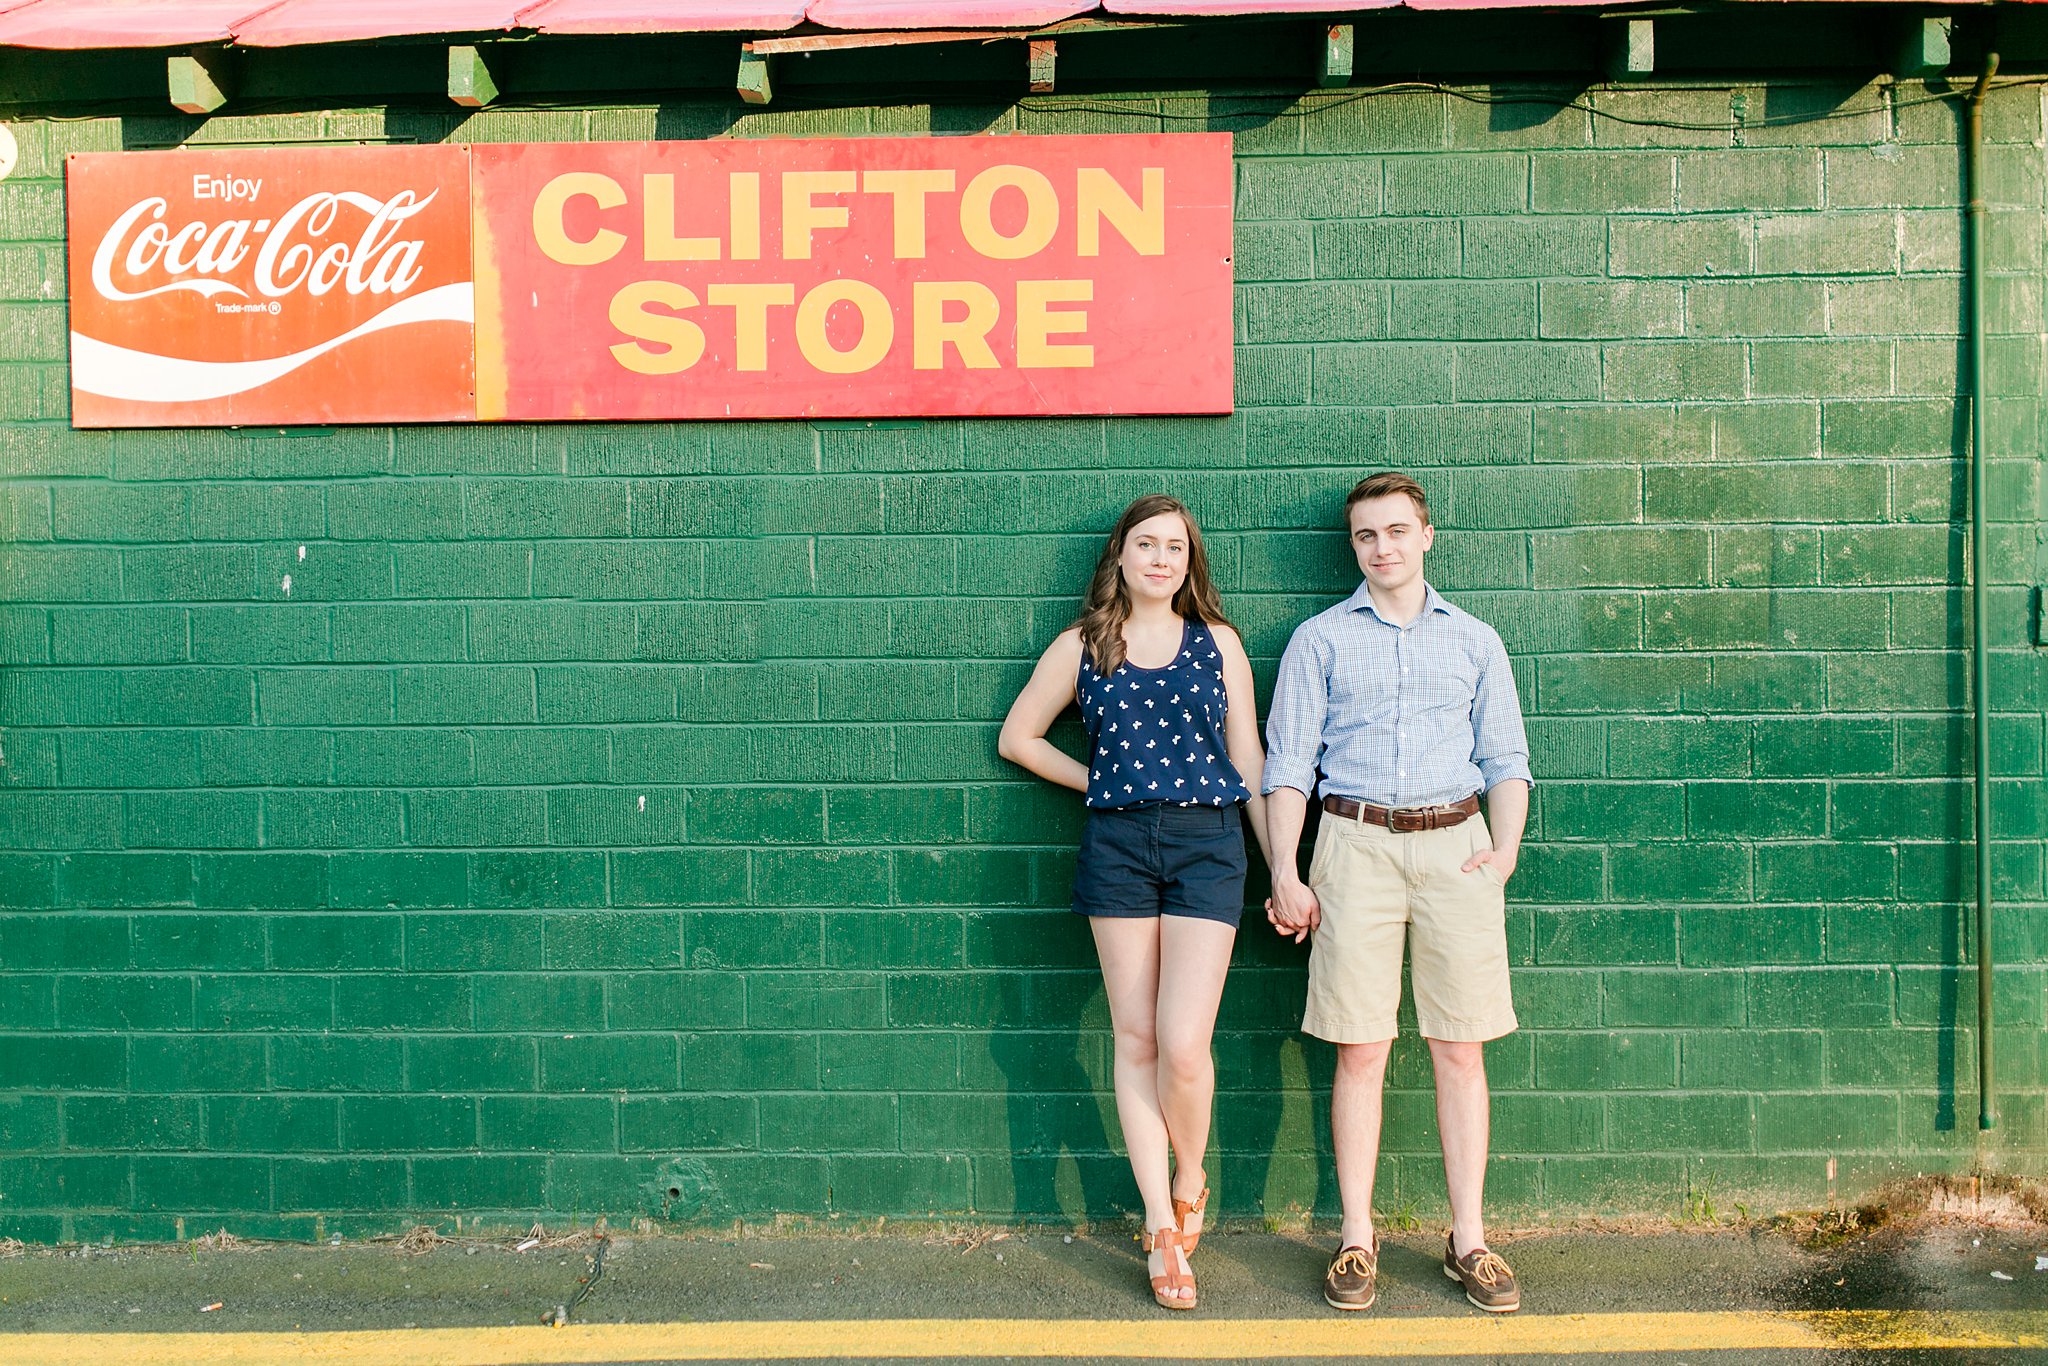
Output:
[1263, 470, 1532, 1315]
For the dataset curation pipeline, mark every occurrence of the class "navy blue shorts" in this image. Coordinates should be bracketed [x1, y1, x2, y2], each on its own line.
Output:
[1072, 803, 1249, 927]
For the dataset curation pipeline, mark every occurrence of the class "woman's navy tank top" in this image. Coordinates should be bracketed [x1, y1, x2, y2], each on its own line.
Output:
[1077, 618, 1251, 811]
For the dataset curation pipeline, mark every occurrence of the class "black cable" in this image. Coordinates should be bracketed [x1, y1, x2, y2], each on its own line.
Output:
[555, 1234, 608, 1324]
[14, 61, 2047, 137]
[1018, 74, 2048, 131]
[439, 71, 2048, 134]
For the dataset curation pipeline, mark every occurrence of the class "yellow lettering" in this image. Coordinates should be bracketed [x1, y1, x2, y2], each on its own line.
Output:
[912, 281, 1000, 370]
[608, 280, 706, 375]
[729, 172, 762, 261]
[532, 172, 626, 266]
[1016, 279, 1093, 368]
[959, 165, 1058, 260]
[706, 283, 796, 371]
[861, 169, 956, 259]
[782, 170, 857, 260]
[796, 280, 893, 375]
[643, 174, 720, 261]
[1076, 166, 1165, 257]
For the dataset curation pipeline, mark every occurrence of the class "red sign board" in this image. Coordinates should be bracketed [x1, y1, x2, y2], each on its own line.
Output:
[64, 134, 1234, 426]
[65, 145, 476, 427]
[470, 133, 1233, 420]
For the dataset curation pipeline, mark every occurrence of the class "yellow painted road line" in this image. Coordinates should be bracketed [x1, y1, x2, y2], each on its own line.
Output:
[4, 1311, 2045, 1364]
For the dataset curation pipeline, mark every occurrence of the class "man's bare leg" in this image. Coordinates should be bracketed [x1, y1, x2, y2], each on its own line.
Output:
[1429, 1038, 1490, 1255]
[1332, 1039, 1393, 1249]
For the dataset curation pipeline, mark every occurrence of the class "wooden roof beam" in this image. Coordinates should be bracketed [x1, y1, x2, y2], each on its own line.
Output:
[1604, 17, 1654, 80]
[448, 44, 501, 108]
[1896, 15, 1953, 76]
[168, 49, 231, 115]
[1029, 37, 1055, 93]
[1318, 23, 1353, 88]
[738, 45, 774, 105]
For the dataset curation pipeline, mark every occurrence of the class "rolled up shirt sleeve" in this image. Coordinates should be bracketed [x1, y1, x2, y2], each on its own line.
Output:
[1471, 627, 1533, 793]
[1262, 623, 1330, 797]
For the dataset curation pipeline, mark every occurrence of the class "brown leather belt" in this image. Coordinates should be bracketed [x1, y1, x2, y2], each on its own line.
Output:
[1322, 793, 1480, 832]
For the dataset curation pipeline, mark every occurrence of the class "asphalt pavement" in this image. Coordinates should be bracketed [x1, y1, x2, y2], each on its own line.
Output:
[1, 1217, 2044, 1364]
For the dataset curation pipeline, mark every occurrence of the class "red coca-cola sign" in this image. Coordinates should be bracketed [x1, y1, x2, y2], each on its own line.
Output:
[65, 145, 474, 426]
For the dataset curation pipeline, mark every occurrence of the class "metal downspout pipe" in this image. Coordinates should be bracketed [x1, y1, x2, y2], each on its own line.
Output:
[1964, 54, 1998, 1133]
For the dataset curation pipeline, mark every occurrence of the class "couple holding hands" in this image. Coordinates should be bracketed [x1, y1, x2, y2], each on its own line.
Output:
[999, 471, 1531, 1315]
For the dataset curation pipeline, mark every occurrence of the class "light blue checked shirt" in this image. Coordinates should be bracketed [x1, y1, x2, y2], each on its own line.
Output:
[1264, 581, 1532, 807]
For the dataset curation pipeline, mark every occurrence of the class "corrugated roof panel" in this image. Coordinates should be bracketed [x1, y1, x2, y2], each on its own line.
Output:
[0, 0, 1995, 50]
[1403, 0, 1611, 9]
[1104, 0, 1394, 14]
[230, 0, 527, 46]
[805, 0, 1095, 30]
[518, 0, 807, 33]
[0, 0, 281, 49]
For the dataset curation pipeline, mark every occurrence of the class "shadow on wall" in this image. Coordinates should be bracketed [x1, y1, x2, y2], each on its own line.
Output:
[964, 885, 1358, 1224]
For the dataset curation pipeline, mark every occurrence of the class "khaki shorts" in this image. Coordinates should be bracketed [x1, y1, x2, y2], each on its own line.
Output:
[1303, 809, 1517, 1045]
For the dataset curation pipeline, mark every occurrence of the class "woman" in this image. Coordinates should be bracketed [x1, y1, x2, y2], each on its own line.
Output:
[998, 494, 1271, 1310]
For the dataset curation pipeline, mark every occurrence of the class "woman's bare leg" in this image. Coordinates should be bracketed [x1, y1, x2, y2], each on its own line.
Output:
[1091, 915, 1190, 1300]
[1154, 915, 1236, 1242]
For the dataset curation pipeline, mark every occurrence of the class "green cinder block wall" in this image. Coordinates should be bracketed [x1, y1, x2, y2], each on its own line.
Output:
[1, 61, 2045, 1241]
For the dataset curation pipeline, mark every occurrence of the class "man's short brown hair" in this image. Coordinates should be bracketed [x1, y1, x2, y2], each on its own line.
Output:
[1344, 471, 1431, 525]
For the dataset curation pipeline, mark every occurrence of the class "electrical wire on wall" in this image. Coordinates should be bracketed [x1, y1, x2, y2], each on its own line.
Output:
[1014, 74, 2048, 131]
[18, 62, 2048, 140]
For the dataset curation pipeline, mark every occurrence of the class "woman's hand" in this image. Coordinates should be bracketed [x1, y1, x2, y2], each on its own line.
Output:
[1266, 876, 1320, 943]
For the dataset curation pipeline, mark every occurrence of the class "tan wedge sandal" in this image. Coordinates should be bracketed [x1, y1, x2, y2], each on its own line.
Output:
[1142, 1224, 1197, 1310]
[1172, 1184, 1211, 1254]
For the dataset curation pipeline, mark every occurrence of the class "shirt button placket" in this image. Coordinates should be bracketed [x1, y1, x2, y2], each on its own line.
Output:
[1393, 631, 1406, 804]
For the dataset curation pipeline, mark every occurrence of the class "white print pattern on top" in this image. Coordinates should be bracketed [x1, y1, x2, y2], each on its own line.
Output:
[1077, 618, 1251, 811]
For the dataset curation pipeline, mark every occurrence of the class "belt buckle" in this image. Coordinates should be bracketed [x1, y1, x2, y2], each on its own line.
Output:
[1388, 808, 1426, 833]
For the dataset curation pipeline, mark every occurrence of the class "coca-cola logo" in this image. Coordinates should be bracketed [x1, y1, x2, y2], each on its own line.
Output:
[90, 183, 440, 304]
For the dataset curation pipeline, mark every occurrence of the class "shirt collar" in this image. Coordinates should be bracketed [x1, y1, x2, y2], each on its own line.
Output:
[1345, 579, 1449, 627]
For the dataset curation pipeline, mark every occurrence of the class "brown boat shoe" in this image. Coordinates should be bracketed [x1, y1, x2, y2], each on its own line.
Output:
[1443, 1236, 1520, 1313]
[1323, 1241, 1378, 1312]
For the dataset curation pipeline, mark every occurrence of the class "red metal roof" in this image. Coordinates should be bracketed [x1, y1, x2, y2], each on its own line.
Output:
[0, 0, 1993, 49]
[230, 0, 529, 46]
[1103, 0, 1393, 12]
[519, 0, 808, 34]
[0, 0, 281, 49]
[1401, 0, 1611, 8]
[806, 0, 1094, 27]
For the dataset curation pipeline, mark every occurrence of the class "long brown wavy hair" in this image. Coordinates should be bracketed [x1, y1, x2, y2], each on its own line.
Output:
[1073, 494, 1231, 676]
